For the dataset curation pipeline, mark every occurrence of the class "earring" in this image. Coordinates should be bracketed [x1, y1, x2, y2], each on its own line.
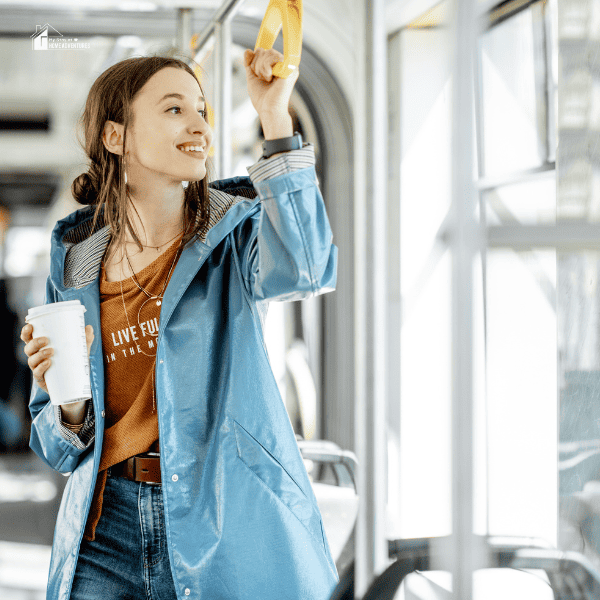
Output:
[182, 180, 189, 189]
[124, 171, 128, 185]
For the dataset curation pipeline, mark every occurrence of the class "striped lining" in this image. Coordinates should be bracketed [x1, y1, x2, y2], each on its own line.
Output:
[55, 145, 314, 445]
[55, 400, 95, 450]
[63, 226, 111, 290]
[205, 188, 247, 235]
[246, 143, 314, 183]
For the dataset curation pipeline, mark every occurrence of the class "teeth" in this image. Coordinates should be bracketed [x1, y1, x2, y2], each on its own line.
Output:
[178, 145, 205, 152]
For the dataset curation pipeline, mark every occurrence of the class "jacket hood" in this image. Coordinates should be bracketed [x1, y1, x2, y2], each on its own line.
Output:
[51, 176, 259, 292]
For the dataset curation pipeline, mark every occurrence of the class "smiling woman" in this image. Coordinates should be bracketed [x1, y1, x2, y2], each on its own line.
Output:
[71, 57, 214, 271]
[22, 49, 338, 600]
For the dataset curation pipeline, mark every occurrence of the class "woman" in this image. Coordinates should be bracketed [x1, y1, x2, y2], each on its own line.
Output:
[20, 48, 338, 600]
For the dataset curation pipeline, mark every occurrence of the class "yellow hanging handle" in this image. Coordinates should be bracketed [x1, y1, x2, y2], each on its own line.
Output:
[254, 0, 303, 79]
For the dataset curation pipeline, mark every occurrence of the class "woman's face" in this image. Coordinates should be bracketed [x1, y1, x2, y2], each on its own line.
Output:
[119, 67, 213, 186]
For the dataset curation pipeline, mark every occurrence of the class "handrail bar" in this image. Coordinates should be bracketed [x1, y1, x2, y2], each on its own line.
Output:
[296, 440, 358, 490]
[191, 0, 247, 55]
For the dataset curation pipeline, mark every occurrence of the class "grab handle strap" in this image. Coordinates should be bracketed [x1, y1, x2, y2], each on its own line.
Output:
[254, 0, 303, 79]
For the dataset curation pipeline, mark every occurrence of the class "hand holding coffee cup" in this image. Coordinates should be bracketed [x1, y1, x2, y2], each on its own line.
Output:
[21, 301, 94, 415]
[21, 322, 94, 396]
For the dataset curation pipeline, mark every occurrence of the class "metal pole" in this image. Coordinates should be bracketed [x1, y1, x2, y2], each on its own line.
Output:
[355, 0, 389, 596]
[217, 17, 232, 179]
[192, 0, 245, 57]
[191, 0, 242, 179]
[448, 0, 485, 596]
[213, 22, 222, 179]
[176, 8, 193, 59]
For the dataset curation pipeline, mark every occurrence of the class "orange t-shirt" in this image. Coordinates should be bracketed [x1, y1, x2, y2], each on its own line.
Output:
[83, 238, 182, 541]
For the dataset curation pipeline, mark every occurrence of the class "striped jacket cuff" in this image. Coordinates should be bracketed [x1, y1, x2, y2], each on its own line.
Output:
[246, 143, 315, 184]
[54, 400, 95, 450]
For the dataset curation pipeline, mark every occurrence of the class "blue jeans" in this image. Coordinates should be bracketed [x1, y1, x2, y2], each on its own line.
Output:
[69, 474, 178, 600]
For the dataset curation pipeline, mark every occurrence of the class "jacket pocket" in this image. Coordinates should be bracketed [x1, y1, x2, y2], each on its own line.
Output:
[232, 418, 324, 549]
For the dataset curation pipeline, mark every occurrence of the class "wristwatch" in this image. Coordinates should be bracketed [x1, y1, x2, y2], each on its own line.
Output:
[262, 131, 303, 159]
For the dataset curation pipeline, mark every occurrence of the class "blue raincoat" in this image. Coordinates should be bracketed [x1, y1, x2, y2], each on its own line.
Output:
[28, 162, 339, 600]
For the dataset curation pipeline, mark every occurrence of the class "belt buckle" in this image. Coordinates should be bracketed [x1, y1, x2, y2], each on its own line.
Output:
[134, 452, 160, 484]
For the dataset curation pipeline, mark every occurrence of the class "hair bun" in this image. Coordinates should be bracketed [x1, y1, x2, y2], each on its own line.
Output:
[72, 170, 98, 205]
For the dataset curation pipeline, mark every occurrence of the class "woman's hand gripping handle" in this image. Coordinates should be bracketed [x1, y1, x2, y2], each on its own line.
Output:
[21, 323, 95, 425]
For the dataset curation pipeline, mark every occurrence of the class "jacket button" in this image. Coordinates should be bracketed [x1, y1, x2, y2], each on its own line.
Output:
[184, 589, 190, 596]
[160, 359, 164, 364]
[172, 474, 179, 482]
[101, 410, 105, 418]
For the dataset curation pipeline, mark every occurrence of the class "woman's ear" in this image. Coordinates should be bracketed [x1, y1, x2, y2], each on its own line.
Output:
[102, 120, 125, 155]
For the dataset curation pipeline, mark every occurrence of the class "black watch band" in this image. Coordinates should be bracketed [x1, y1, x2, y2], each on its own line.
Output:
[262, 131, 303, 159]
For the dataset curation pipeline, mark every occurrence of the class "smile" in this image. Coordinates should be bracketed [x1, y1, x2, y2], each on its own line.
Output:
[177, 146, 206, 159]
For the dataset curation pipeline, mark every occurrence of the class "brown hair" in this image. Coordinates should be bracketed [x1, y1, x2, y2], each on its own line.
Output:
[71, 55, 213, 265]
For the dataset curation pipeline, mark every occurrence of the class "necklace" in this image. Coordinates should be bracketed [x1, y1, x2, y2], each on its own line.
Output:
[124, 235, 182, 306]
[125, 230, 183, 251]
[117, 239, 183, 413]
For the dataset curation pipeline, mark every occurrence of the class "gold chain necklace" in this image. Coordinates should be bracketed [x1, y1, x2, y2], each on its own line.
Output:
[124, 234, 182, 305]
[117, 239, 183, 413]
[126, 230, 183, 251]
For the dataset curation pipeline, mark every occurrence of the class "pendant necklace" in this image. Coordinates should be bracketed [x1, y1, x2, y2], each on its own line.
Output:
[118, 235, 183, 412]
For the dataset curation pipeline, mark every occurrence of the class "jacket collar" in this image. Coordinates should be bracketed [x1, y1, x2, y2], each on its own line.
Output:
[54, 177, 258, 291]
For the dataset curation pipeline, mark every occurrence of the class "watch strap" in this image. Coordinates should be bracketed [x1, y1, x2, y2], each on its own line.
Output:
[262, 131, 303, 159]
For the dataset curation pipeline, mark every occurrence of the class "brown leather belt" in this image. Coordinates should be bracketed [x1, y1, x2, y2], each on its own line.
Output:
[109, 453, 161, 484]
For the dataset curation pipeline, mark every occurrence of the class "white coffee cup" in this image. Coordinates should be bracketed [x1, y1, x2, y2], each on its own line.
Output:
[25, 300, 91, 405]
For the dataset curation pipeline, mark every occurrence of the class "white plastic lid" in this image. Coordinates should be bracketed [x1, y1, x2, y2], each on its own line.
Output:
[26, 300, 86, 321]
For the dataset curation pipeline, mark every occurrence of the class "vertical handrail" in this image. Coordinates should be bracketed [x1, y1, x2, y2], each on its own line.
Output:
[212, 23, 221, 179]
[447, 0, 486, 597]
[214, 19, 232, 180]
[355, 0, 389, 597]
[176, 8, 193, 60]
[188, 1, 242, 181]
